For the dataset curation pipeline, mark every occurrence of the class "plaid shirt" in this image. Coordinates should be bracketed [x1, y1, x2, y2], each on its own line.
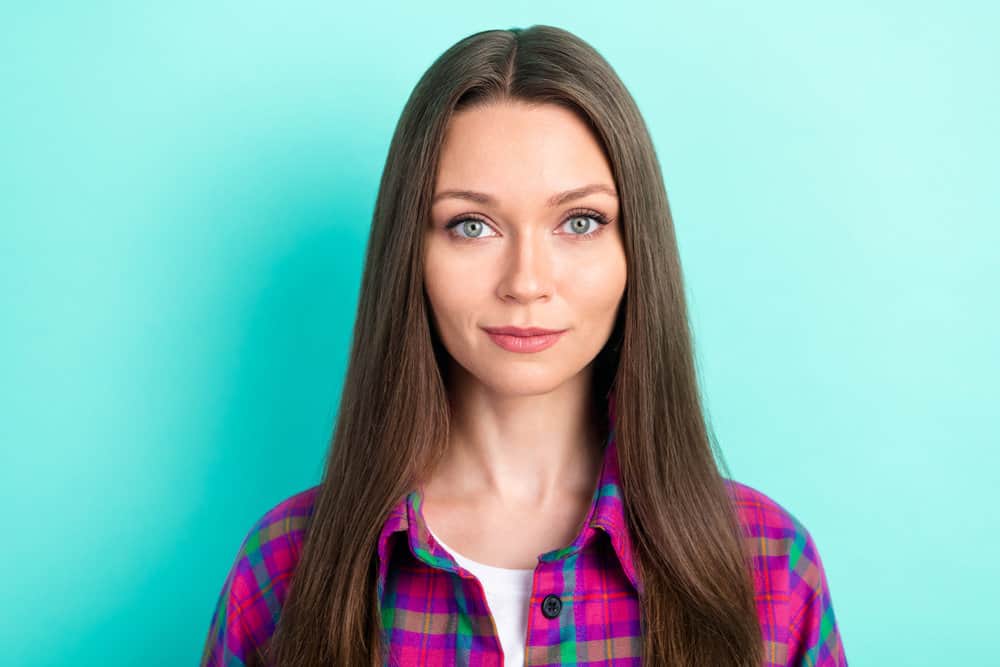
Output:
[201, 430, 847, 666]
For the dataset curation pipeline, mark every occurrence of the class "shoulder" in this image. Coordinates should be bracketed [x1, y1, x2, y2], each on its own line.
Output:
[248, 484, 320, 547]
[200, 485, 321, 667]
[723, 477, 825, 584]
[231, 485, 320, 585]
[724, 478, 806, 542]
[723, 479, 847, 666]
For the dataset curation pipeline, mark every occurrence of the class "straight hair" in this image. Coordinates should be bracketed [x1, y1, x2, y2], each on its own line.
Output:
[266, 24, 763, 667]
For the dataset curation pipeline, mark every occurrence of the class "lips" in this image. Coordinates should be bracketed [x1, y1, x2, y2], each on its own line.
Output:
[482, 326, 567, 337]
[482, 326, 568, 353]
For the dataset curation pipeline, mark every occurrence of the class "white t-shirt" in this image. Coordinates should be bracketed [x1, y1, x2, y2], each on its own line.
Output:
[427, 526, 535, 667]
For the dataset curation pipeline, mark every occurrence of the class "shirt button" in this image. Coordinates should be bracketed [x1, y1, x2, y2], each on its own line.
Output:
[541, 594, 562, 619]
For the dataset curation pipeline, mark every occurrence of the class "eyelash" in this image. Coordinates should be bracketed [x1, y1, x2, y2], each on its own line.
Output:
[443, 208, 613, 243]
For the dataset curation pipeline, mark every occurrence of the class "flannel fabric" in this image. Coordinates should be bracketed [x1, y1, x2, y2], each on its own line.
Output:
[201, 428, 846, 666]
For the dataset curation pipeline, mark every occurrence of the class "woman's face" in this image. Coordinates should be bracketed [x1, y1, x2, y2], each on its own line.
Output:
[424, 100, 626, 397]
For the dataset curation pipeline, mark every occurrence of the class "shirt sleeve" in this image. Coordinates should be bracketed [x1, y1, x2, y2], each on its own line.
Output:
[785, 517, 847, 666]
[199, 530, 270, 667]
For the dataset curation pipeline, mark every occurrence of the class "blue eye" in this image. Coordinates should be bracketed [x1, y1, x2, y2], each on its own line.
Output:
[448, 218, 497, 239]
[563, 214, 601, 235]
[444, 208, 612, 242]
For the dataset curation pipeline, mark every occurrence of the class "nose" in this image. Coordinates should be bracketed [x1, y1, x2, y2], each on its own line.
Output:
[497, 226, 553, 303]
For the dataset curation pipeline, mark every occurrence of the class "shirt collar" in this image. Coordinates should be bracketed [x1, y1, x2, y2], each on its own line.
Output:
[375, 396, 641, 598]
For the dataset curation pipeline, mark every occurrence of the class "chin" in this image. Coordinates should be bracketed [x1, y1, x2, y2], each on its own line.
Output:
[476, 366, 574, 398]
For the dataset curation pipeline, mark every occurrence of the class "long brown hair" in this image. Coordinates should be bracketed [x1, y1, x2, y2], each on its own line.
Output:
[266, 25, 762, 666]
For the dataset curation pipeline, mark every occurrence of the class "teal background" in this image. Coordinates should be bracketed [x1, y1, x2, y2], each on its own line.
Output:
[3, 2, 996, 665]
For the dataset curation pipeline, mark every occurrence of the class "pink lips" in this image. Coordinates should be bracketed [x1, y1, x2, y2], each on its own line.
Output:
[482, 326, 567, 353]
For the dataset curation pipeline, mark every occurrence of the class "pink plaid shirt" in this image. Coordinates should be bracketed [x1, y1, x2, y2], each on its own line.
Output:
[201, 429, 847, 666]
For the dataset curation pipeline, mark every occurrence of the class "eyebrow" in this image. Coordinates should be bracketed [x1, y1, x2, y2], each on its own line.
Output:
[432, 183, 618, 207]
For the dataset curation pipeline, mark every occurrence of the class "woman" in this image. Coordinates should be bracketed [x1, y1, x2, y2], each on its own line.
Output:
[200, 25, 846, 667]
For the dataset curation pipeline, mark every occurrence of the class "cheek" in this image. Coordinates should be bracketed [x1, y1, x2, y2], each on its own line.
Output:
[423, 240, 481, 329]
[563, 246, 627, 314]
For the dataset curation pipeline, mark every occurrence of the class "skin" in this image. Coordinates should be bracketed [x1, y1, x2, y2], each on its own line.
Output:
[420, 99, 627, 570]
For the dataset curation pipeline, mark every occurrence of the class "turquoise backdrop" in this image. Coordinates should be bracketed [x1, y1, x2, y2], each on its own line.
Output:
[3, 2, 996, 665]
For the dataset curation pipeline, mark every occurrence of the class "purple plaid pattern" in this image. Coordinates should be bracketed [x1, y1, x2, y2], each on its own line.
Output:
[201, 430, 846, 666]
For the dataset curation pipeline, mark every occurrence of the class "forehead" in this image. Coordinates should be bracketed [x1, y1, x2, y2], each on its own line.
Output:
[434, 101, 615, 201]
